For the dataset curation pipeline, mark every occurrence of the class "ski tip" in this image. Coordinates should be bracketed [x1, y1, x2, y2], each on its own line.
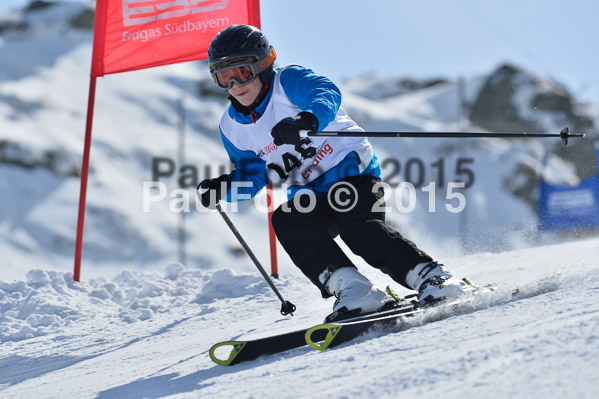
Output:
[305, 324, 343, 351]
[209, 341, 247, 366]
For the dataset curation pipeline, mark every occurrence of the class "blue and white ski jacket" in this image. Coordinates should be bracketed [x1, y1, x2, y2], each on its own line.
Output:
[219, 65, 381, 201]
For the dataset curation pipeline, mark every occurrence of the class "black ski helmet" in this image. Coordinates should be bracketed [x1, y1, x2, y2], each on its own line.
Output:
[208, 25, 276, 84]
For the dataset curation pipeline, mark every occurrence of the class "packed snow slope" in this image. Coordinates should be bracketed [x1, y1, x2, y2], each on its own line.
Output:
[1, 237, 599, 399]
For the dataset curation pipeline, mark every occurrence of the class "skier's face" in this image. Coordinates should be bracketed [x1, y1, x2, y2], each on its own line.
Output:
[227, 77, 263, 106]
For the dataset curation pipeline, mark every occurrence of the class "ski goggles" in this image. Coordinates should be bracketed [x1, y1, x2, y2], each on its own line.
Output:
[212, 62, 259, 90]
[210, 47, 277, 90]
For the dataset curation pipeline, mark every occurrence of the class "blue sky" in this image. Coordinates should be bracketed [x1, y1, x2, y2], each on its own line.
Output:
[3, 0, 598, 103]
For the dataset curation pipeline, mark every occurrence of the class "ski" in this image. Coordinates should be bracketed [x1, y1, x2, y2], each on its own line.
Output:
[322, 292, 418, 323]
[305, 304, 427, 351]
[209, 276, 561, 366]
[209, 327, 325, 366]
[209, 284, 504, 366]
[305, 284, 501, 351]
[208, 299, 416, 366]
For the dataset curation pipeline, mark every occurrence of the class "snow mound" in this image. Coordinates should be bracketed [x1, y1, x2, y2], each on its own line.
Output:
[0, 265, 268, 342]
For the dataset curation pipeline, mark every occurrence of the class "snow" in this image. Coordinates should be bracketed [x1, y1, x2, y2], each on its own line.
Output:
[1, 237, 598, 398]
[2, 2, 599, 398]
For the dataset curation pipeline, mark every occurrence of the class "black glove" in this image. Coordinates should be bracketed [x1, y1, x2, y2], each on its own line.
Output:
[196, 174, 231, 210]
[270, 112, 319, 146]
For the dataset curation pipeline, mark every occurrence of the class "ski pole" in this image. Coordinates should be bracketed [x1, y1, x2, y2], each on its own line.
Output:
[302, 126, 584, 145]
[213, 201, 296, 316]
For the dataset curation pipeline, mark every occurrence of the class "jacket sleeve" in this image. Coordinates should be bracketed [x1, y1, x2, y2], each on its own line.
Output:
[220, 130, 270, 202]
[279, 65, 342, 129]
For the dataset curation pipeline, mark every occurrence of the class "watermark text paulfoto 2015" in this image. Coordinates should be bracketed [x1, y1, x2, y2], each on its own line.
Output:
[143, 156, 475, 214]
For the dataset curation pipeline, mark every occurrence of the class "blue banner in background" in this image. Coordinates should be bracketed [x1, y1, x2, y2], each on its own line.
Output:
[538, 174, 599, 231]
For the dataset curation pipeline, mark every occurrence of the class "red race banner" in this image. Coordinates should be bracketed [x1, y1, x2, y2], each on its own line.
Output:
[91, 0, 261, 76]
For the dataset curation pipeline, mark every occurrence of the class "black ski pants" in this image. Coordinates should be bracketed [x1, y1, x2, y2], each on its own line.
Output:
[271, 174, 432, 297]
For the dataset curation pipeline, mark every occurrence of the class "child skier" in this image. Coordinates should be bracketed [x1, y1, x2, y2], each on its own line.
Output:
[198, 24, 472, 316]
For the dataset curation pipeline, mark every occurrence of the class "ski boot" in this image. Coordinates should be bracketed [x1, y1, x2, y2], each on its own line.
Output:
[405, 261, 474, 306]
[320, 267, 395, 321]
